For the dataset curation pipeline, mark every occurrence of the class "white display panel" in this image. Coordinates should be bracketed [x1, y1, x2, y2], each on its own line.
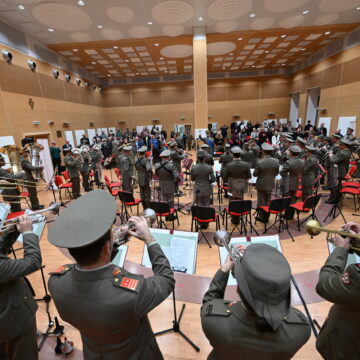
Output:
[64, 131, 75, 148]
[195, 128, 208, 139]
[37, 138, 57, 188]
[0, 136, 15, 169]
[318, 117, 331, 133]
[108, 127, 116, 136]
[74, 130, 86, 146]
[87, 129, 96, 140]
[338, 116, 356, 136]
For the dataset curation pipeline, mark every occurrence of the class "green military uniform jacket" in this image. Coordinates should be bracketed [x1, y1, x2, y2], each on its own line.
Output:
[329, 148, 351, 180]
[253, 156, 280, 192]
[316, 247, 360, 360]
[203, 153, 214, 167]
[135, 156, 152, 187]
[155, 160, 179, 194]
[249, 145, 260, 168]
[20, 159, 42, 182]
[170, 150, 185, 173]
[219, 153, 233, 178]
[64, 154, 81, 178]
[89, 150, 103, 170]
[191, 162, 215, 197]
[49, 243, 175, 360]
[302, 155, 319, 187]
[223, 159, 251, 198]
[280, 157, 305, 192]
[0, 232, 41, 342]
[201, 270, 311, 360]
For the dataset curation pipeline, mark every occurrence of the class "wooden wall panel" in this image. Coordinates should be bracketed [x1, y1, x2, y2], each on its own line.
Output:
[131, 90, 162, 106]
[37, 73, 66, 102]
[322, 64, 342, 89]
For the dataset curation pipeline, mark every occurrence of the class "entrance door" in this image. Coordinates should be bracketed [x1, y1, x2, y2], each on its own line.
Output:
[306, 87, 321, 126]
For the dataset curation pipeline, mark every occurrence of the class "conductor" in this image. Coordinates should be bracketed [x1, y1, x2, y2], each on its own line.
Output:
[48, 190, 175, 359]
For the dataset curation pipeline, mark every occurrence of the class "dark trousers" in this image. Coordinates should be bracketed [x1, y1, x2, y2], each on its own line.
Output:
[70, 176, 81, 199]
[256, 190, 271, 208]
[26, 184, 40, 209]
[0, 322, 38, 360]
[139, 185, 151, 209]
[52, 158, 61, 175]
[80, 172, 90, 192]
[93, 169, 101, 188]
[302, 186, 313, 201]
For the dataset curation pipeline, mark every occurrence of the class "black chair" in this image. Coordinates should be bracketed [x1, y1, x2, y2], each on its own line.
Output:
[257, 197, 294, 241]
[290, 194, 321, 231]
[150, 201, 179, 229]
[118, 191, 141, 223]
[223, 200, 258, 236]
[191, 206, 220, 248]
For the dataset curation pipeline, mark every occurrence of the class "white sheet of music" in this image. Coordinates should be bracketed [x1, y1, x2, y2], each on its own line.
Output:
[142, 229, 198, 274]
[111, 245, 128, 268]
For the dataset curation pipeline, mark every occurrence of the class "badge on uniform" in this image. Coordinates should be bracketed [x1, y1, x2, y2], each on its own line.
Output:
[120, 277, 139, 291]
[112, 267, 121, 276]
[341, 272, 350, 285]
[49, 265, 71, 276]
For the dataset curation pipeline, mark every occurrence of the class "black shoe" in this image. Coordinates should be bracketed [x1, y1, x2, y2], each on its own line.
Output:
[32, 205, 45, 210]
[325, 200, 336, 204]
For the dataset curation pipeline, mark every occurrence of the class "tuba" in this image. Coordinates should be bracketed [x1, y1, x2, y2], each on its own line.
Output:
[28, 143, 43, 181]
[0, 145, 21, 174]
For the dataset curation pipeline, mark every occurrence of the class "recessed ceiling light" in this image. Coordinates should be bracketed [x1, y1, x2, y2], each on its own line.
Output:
[91, 61, 96, 64]
[198, 16, 204, 21]
[73, 48, 78, 52]
[97, 25, 103, 29]
[249, 13, 256, 18]
[107, 74, 111, 77]
[237, 37, 243, 41]
[222, 67, 225, 70]
[77, 0, 85, 5]
[136, 72, 139, 75]
[18, 5, 25, 10]
[325, 31, 331, 35]
[160, 57, 164, 60]
[113, 46, 118, 49]
[252, 65, 256, 68]
[229, 53, 233, 55]
[301, 48, 306, 51]
[302, 9, 310, 14]
[356, 6, 360, 10]
[48, 28, 54, 32]
[125, 59, 129, 62]
[281, 34, 286, 38]
[154, 43, 160, 46]
[147, 21, 153, 25]
[265, 50, 269, 53]
[282, 63, 286, 66]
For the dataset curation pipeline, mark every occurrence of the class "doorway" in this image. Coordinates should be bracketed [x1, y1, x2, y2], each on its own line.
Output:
[289, 93, 300, 127]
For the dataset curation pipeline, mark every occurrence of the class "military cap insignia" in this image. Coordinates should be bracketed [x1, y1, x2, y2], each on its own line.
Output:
[49, 265, 71, 276]
[112, 267, 121, 276]
[341, 272, 350, 285]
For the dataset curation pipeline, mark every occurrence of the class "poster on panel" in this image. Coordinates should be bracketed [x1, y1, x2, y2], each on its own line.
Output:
[64, 131, 75, 148]
[37, 138, 57, 189]
[101, 128, 108, 136]
[108, 127, 116, 136]
[195, 129, 208, 139]
[74, 130, 85, 146]
[87, 129, 96, 141]
[338, 116, 356, 136]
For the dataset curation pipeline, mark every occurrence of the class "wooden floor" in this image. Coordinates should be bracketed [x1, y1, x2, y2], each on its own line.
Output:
[17, 159, 358, 360]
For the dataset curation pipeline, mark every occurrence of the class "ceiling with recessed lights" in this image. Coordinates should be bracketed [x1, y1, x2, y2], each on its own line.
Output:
[0, 0, 359, 78]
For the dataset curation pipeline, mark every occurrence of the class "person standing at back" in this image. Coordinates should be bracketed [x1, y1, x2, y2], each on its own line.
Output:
[254, 143, 279, 207]
[50, 142, 62, 174]
[64, 147, 81, 199]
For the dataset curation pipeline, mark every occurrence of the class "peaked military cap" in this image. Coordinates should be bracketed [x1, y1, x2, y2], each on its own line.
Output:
[305, 145, 317, 152]
[261, 143, 274, 151]
[332, 134, 341, 139]
[234, 243, 291, 331]
[225, 144, 231, 149]
[285, 137, 295, 143]
[340, 138, 352, 146]
[138, 145, 148, 153]
[123, 145, 132, 151]
[231, 146, 241, 154]
[296, 137, 307, 145]
[201, 144, 210, 149]
[289, 145, 302, 154]
[347, 127, 354, 132]
[48, 190, 116, 249]
[160, 149, 171, 157]
[197, 150, 206, 158]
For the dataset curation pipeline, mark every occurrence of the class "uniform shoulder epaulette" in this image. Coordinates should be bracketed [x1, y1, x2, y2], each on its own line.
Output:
[49, 264, 72, 276]
[112, 271, 140, 293]
[284, 308, 309, 325]
[202, 300, 232, 317]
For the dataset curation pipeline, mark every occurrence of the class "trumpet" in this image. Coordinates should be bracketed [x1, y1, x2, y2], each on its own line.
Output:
[112, 208, 157, 247]
[305, 220, 360, 252]
[213, 229, 243, 262]
[0, 202, 60, 232]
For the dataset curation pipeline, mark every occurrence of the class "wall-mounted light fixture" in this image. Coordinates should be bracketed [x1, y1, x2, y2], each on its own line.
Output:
[65, 74, 71, 82]
[27, 59, 36, 71]
[63, 122, 71, 128]
[52, 69, 59, 79]
[76, 78, 81, 86]
[48, 121, 55, 125]
[28, 98, 34, 110]
[2, 50, 12, 63]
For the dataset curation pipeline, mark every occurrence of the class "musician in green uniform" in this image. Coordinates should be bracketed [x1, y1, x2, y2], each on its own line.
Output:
[120, 145, 134, 193]
[48, 190, 175, 360]
[135, 146, 152, 209]
[301, 145, 320, 201]
[169, 141, 186, 173]
[316, 221, 360, 360]
[64, 147, 81, 199]
[20, 149, 44, 210]
[201, 243, 311, 360]
[0, 216, 42, 360]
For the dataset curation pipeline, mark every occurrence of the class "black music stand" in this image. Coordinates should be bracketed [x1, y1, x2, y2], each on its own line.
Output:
[155, 289, 200, 353]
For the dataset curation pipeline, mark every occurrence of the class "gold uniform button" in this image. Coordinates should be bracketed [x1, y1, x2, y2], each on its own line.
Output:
[24, 296, 27, 300]
[226, 310, 230, 313]
[115, 278, 118, 282]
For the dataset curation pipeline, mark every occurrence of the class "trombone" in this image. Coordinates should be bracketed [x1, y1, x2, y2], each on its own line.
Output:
[0, 202, 60, 232]
[305, 220, 360, 252]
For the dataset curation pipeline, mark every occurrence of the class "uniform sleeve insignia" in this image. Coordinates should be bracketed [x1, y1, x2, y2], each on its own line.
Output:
[341, 272, 350, 285]
[49, 265, 71, 276]
[112, 267, 121, 276]
[112, 276, 139, 292]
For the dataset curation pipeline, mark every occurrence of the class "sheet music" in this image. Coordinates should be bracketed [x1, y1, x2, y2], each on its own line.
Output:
[111, 245, 128, 268]
[328, 243, 360, 268]
[219, 235, 282, 285]
[0, 203, 10, 223]
[17, 212, 46, 244]
[142, 229, 198, 274]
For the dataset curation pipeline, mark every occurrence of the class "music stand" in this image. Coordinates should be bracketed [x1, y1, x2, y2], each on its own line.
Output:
[155, 289, 200, 353]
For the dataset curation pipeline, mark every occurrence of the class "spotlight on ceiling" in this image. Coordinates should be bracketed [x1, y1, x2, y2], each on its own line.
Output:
[52, 69, 59, 79]
[76, 78, 81, 85]
[2, 49, 13, 63]
[27, 59, 36, 72]
[65, 74, 71, 82]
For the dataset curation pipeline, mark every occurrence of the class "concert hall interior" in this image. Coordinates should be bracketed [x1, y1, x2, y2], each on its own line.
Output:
[1, 1, 360, 359]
